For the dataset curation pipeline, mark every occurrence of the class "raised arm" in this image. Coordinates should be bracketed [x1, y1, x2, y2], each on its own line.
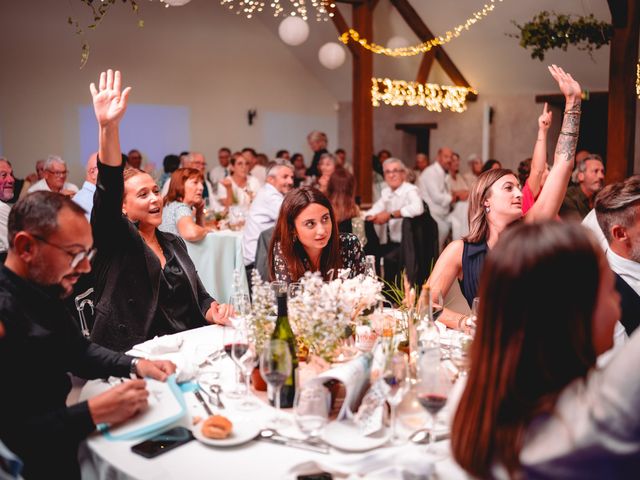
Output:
[526, 65, 581, 223]
[90, 69, 131, 167]
[527, 102, 552, 198]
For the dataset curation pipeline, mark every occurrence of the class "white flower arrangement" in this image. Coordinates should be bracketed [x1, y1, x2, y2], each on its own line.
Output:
[246, 270, 276, 354]
[288, 269, 384, 361]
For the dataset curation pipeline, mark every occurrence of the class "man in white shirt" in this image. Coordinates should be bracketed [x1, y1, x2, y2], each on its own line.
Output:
[208, 147, 232, 188]
[366, 158, 424, 285]
[72, 153, 98, 220]
[418, 147, 454, 252]
[0, 158, 15, 252]
[242, 159, 294, 284]
[28, 155, 78, 196]
[594, 176, 640, 338]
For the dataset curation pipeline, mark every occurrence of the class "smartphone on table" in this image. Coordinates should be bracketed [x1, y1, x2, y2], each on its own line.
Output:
[131, 426, 194, 459]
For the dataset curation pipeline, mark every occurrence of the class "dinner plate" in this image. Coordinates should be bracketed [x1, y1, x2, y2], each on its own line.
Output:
[192, 417, 261, 447]
[321, 420, 390, 452]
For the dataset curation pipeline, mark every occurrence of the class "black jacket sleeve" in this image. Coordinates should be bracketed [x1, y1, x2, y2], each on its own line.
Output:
[92, 160, 130, 254]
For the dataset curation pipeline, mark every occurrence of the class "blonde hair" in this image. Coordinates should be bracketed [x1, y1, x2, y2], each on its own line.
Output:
[465, 169, 515, 243]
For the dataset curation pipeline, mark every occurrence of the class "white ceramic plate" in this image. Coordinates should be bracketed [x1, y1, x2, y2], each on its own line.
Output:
[321, 420, 390, 452]
[192, 417, 261, 447]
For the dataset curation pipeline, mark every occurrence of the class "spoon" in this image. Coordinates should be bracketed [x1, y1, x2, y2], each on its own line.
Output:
[209, 384, 225, 409]
[409, 428, 450, 444]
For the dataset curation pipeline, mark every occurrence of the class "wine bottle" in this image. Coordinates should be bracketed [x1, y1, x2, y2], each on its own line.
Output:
[270, 290, 298, 408]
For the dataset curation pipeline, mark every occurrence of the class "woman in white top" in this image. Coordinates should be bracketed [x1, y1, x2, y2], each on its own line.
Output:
[451, 221, 640, 478]
[218, 153, 260, 208]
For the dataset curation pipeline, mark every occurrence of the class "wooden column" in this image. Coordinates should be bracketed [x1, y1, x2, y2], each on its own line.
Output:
[351, 2, 374, 204]
[606, 0, 639, 182]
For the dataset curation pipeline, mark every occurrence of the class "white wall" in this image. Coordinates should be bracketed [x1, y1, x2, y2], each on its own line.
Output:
[0, 1, 339, 184]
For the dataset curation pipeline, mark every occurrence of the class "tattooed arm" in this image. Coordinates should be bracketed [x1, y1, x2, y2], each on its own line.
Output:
[526, 65, 581, 223]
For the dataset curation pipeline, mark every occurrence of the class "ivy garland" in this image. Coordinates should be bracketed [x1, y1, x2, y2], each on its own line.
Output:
[508, 11, 612, 61]
[68, 0, 142, 68]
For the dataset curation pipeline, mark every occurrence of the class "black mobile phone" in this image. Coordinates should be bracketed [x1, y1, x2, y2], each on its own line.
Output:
[131, 426, 194, 459]
[297, 474, 333, 480]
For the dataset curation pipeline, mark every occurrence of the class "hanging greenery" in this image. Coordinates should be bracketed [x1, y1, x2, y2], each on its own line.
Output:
[508, 11, 612, 61]
[68, 0, 143, 69]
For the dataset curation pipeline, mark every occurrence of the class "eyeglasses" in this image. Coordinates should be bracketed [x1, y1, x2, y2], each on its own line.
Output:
[383, 168, 404, 176]
[46, 170, 67, 177]
[31, 234, 96, 268]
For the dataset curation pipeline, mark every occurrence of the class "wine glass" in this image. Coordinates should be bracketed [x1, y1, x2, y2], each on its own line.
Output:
[229, 293, 251, 327]
[382, 351, 410, 444]
[294, 384, 330, 443]
[231, 326, 258, 410]
[364, 255, 377, 278]
[287, 282, 303, 300]
[416, 364, 453, 454]
[222, 326, 243, 399]
[260, 339, 292, 427]
[450, 331, 473, 379]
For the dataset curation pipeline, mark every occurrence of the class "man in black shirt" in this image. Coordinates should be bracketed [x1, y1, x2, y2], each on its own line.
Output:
[0, 192, 175, 479]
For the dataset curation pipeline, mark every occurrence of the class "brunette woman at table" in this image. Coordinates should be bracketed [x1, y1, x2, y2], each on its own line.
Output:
[450, 220, 640, 477]
[424, 65, 581, 328]
[313, 152, 336, 194]
[218, 152, 260, 208]
[159, 167, 211, 242]
[327, 168, 366, 247]
[269, 186, 366, 283]
[88, 69, 232, 352]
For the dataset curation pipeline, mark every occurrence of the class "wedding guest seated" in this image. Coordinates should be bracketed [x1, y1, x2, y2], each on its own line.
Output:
[72, 152, 98, 220]
[161, 152, 217, 208]
[159, 168, 211, 242]
[306, 131, 329, 177]
[327, 168, 366, 246]
[89, 69, 232, 352]
[368, 158, 425, 285]
[462, 153, 483, 187]
[451, 221, 640, 478]
[276, 149, 290, 160]
[218, 152, 260, 208]
[314, 152, 336, 194]
[0, 191, 175, 480]
[481, 158, 502, 173]
[207, 147, 231, 190]
[157, 153, 180, 189]
[426, 65, 580, 326]
[334, 148, 352, 173]
[291, 152, 307, 187]
[242, 159, 294, 281]
[0, 158, 15, 252]
[269, 186, 365, 283]
[28, 155, 78, 196]
[560, 153, 605, 221]
[448, 152, 472, 241]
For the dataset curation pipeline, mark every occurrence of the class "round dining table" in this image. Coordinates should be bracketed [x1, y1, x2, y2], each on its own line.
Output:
[78, 325, 467, 480]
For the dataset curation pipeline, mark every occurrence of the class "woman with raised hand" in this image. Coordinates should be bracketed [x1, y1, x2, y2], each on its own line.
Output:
[451, 221, 640, 477]
[269, 186, 365, 283]
[89, 69, 232, 352]
[425, 65, 581, 327]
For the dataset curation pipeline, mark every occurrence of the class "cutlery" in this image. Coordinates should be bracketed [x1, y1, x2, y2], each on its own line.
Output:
[209, 384, 225, 409]
[194, 390, 214, 416]
[258, 428, 330, 454]
[408, 428, 450, 444]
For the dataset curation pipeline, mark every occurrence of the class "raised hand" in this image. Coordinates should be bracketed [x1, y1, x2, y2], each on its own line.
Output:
[547, 65, 581, 103]
[538, 102, 552, 131]
[89, 69, 131, 127]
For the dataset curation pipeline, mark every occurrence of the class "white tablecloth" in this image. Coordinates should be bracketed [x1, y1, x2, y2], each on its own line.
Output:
[185, 230, 248, 303]
[79, 326, 467, 480]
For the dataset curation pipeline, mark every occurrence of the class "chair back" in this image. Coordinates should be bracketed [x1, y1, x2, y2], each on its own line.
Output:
[400, 203, 439, 286]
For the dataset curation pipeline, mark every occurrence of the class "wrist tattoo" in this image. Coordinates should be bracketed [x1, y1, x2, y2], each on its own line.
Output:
[555, 100, 580, 162]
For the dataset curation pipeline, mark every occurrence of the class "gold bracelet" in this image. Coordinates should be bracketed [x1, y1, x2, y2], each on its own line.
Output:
[564, 109, 581, 115]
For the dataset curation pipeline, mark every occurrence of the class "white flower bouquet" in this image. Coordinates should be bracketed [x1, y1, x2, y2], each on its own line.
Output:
[288, 269, 384, 362]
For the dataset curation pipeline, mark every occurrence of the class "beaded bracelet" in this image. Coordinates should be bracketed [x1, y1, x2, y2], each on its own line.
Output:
[559, 130, 579, 137]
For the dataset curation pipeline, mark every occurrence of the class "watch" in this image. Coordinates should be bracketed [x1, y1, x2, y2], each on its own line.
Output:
[130, 358, 140, 377]
[391, 211, 398, 219]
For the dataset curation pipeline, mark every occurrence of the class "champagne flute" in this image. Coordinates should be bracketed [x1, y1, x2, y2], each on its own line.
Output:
[260, 339, 292, 427]
[416, 364, 452, 455]
[223, 326, 243, 399]
[231, 326, 258, 410]
[229, 293, 251, 328]
[294, 384, 330, 443]
[383, 351, 410, 444]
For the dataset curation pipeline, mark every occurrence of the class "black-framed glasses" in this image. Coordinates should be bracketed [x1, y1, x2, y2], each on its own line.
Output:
[31, 234, 96, 268]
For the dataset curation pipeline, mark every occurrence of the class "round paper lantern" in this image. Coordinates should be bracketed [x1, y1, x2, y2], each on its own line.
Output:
[278, 17, 310, 46]
[386, 36, 409, 50]
[161, 0, 192, 5]
[318, 42, 346, 70]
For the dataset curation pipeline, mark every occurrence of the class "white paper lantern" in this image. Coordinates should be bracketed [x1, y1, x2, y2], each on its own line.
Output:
[318, 42, 346, 70]
[278, 17, 310, 46]
[161, 0, 192, 6]
[386, 36, 409, 50]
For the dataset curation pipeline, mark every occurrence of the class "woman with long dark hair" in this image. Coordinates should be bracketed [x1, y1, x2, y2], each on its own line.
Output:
[450, 221, 640, 478]
[269, 186, 365, 282]
[326, 168, 365, 245]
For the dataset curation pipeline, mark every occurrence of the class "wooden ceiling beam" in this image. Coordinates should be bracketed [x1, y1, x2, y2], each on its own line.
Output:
[416, 51, 435, 84]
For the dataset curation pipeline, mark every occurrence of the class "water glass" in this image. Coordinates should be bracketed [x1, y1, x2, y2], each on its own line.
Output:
[260, 339, 292, 427]
[231, 327, 258, 410]
[294, 385, 330, 441]
[383, 351, 410, 444]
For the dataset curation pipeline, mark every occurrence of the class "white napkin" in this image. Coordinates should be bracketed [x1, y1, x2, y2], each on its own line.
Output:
[130, 335, 184, 355]
[287, 445, 434, 480]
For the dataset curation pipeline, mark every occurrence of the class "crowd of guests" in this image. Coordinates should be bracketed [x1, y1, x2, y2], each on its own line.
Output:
[2, 64, 640, 479]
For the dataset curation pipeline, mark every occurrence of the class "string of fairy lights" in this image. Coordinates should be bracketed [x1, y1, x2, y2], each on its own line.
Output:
[340, 0, 505, 57]
[371, 78, 477, 113]
[219, 0, 336, 21]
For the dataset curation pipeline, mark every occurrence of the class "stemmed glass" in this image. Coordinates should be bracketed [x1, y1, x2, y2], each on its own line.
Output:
[450, 331, 473, 379]
[416, 363, 453, 454]
[229, 293, 251, 328]
[260, 339, 292, 427]
[223, 326, 243, 399]
[231, 326, 258, 410]
[382, 351, 410, 444]
[294, 384, 330, 443]
[288, 282, 303, 300]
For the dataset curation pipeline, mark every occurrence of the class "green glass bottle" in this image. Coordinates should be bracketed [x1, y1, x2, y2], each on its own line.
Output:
[271, 291, 298, 408]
